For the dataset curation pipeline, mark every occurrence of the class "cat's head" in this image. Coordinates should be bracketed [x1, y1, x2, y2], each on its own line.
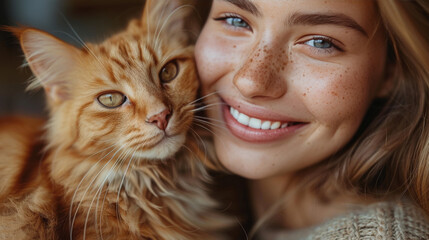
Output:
[12, 0, 201, 160]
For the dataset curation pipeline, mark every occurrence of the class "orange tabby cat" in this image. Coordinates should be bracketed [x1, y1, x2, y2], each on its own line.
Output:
[0, 0, 230, 239]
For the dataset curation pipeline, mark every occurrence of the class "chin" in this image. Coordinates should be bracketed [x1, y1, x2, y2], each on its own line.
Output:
[215, 146, 274, 180]
[135, 134, 186, 160]
[223, 161, 274, 180]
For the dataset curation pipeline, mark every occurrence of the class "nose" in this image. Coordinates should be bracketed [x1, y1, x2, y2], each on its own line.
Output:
[147, 108, 171, 130]
[233, 43, 287, 99]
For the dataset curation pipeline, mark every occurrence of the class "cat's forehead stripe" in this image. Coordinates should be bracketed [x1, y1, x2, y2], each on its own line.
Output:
[119, 44, 136, 67]
[145, 45, 159, 65]
[111, 57, 127, 70]
[137, 42, 143, 62]
[106, 65, 118, 84]
[99, 46, 108, 55]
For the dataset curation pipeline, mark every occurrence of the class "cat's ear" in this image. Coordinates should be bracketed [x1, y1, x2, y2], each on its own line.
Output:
[9, 27, 80, 103]
[141, 0, 200, 44]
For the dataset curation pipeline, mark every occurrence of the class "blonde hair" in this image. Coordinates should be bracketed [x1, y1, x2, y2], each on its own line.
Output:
[291, 0, 429, 214]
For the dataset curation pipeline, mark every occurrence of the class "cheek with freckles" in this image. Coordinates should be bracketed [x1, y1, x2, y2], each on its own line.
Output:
[295, 61, 374, 128]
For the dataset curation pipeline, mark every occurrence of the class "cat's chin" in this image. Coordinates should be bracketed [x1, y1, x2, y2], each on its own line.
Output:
[134, 134, 186, 160]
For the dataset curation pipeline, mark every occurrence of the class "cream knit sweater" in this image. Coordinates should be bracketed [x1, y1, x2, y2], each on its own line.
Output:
[259, 199, 429, 240]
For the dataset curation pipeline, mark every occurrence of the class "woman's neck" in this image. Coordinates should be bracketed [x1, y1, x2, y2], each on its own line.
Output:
[248, 175, 369, 230]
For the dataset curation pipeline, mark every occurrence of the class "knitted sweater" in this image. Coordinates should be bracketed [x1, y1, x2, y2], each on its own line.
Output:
[259, 199, 429, 240]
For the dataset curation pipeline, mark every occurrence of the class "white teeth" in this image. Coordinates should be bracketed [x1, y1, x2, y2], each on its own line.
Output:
[230, 106, 290, 130]
[249, 118, 262, 129]
[232, 108, 239, 119]
[230, 107, 240, 119]
[261, 121, 271, 130]
[237, 113, 250, 125]
[270, 121, 281, 130]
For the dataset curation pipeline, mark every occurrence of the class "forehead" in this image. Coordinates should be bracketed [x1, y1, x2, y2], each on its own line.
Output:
[217, 0, 378, 33]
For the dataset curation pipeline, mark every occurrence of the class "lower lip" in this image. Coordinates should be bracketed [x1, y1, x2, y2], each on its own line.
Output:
[222, 104, 306, 143]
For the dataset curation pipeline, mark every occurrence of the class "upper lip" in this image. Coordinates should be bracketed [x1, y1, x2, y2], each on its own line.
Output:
[221, 96, 304, 123]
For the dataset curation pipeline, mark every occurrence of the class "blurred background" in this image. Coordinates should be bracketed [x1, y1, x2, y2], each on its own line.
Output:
[0, 0, 211, 117]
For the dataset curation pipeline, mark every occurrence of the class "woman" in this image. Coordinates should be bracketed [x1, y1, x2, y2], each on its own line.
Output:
[195, 0, 429, 239]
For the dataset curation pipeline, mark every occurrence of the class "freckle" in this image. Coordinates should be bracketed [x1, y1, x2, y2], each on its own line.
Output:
[302, 74, 306, 77]
[233, 45, 236, 48]
[303, 93, 307, 96]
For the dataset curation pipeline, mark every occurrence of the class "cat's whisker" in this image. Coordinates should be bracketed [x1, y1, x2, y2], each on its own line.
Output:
[193, 119, 229, 133]
[98, 185, 109, 240]
[194, 116, 228, 127]
[191, 123, 231, 154]
[181, 145, 201, 167]
[71, 145, 124, 239]
[194, 115, 227, 125]
[187, 91, 225, 106]
[190, 102, 227, 113]
[98, 148, 134, 239]
[154, 5, 194, 51]
[191, 97, 225, 106]
[188, 128, 208, 161]
[159, 46, 191, 65]
[236, 216, 250, 240]
[115, 150, 137, 221]
[68, 144, 117, 234]
[145, 0, 153, 44]
[86, 148, 130, 239]
[192, 121, 229, 139]
[153, 0, 169, 50]
[93, 180, 106, 239]
[58, 12, 106, 68]
[97, 150, 130, 237]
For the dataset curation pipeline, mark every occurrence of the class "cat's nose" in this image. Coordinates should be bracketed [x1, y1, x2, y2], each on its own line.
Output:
[147, 109, 171, 131]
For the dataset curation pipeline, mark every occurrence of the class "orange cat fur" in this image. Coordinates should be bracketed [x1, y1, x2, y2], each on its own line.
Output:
[0, 1, 230, 239]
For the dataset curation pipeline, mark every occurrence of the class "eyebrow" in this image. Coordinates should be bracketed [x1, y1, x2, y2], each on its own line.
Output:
[221, 0, 261, 16]
[288, 12, 368, 37]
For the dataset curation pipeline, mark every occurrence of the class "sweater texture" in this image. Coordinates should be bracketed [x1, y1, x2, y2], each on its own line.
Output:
[259, 199, 429, 240]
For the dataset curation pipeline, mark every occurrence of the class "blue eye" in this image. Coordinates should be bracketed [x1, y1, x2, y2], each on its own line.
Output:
[305, 38, 334, 49]
[214, 15, 251, 30]
[225, 17, 249, 29]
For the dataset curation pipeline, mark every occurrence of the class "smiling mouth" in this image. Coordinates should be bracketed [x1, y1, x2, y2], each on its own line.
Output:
[221, 101, 307, 142]
[229, 106, 302, 130]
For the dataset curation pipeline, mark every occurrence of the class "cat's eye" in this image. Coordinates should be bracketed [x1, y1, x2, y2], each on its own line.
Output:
[97, 92, 126, 108]
[159, 60, 179, 83]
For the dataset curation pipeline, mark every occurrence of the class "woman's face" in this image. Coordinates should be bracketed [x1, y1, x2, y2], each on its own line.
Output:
[195, 0, 390, 179]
